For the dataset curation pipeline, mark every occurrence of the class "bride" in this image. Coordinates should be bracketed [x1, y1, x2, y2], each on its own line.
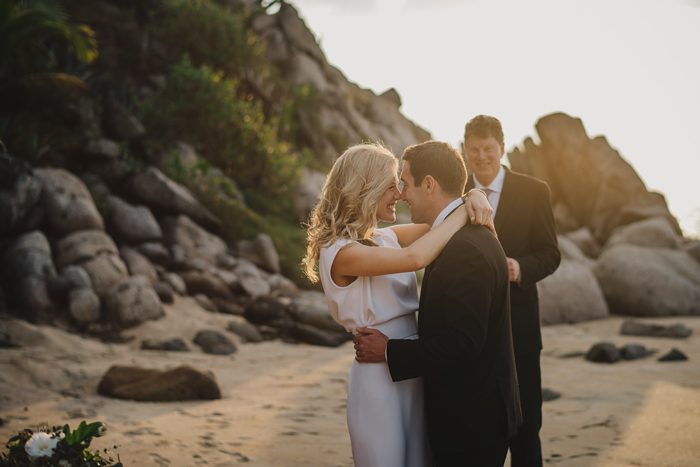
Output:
[303, 143, 492, 466]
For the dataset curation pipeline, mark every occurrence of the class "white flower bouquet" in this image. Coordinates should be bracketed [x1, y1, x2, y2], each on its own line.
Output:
[0, 421, 121, 467]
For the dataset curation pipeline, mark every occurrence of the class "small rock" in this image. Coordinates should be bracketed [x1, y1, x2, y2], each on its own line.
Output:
[193, 330, 237, 355]
[141, 338, 189, 352]
[542, 388, 561, 402]
[137, 242, 172, 267]
[153, 282, 174, 303]
[215, 253, 237, 270]
[212, 298, 244, 316]
[120, 247, 158, 285]
[180, 270, 234, 300]
[227, 319, 264, 343]
[240, 275, 271, 297]
[85, 138, 121, 158]
[244, 296, 290, 325]
[162, 272, 187, 295]
[238, 233, 280, 273]
[618, 343, 653, 360]
[620, 319, 692, 339]
[194, 294, 218, 312]
[584, 342, 621, 363]
[68, 287, 101, 326]
[268, 273, 298, 292]
[657, 348, 688, 362]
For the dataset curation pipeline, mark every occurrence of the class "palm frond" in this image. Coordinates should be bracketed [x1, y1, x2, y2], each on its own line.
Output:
[12, 72, 89, 91]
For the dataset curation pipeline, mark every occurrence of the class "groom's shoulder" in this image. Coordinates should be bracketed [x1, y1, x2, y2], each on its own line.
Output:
[445, 223, 502, 254]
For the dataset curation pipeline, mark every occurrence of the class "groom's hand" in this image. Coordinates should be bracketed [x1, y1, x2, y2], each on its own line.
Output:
[353, 327, 389, 363]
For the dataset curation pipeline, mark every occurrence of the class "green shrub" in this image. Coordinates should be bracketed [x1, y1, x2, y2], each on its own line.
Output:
[147, 0, 267, 75]
[137, 55, 303, 197]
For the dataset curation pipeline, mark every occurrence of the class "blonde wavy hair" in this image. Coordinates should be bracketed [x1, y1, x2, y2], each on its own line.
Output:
[303, 143, 399, 283]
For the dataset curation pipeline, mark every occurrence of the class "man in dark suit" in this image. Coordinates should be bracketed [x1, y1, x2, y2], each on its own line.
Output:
[463, 115, 561, 467]
[354, 141, 522, 466]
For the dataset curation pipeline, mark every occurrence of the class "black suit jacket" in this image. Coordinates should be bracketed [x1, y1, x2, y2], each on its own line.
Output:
[466, 166, 560, 356]
[386, 221, 522, 455]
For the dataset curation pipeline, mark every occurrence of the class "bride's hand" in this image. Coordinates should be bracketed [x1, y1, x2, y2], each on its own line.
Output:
[463, 189, 497, 237]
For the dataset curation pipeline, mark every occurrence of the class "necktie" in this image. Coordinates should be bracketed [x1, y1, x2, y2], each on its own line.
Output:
[482, 188, 494, 206]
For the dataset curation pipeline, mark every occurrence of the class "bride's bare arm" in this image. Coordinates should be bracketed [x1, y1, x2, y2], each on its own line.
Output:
[331, 208, 469, 284]
[390, 189, 495, 248]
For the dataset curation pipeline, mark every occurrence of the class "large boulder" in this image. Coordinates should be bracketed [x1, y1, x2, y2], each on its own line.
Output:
[508, 113, 680, 243]
[55, 230, 129, 297]
[237, 233, 280, 273]
[0, 231, 56, 321]
[105, 195, 163, 244]
[604, 217, 682, 250]
[161, 215, 227, 265]
[97, 364, 221, 401]
[103, 276, 164, 328]
[0, 154, 43, 236]
[129, 166, 219, 228]
[33, 168, 104, 236]
[593, 244, 700, 316]
[538, 260, 608, 325]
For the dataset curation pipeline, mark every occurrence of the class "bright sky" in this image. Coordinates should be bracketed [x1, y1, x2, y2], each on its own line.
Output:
[285, 0, 700, 238]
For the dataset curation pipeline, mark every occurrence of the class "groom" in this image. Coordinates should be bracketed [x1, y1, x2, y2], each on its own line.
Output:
[355, 141, 522, 466]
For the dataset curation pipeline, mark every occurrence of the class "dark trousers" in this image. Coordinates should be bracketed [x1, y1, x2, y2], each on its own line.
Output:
[432, 437, 508, 466]
[433, 394, 509, 467]
[508, 350, 543, 467]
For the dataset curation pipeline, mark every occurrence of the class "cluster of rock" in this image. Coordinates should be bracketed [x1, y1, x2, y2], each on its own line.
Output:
[0, 149, 351, 350]
[574, 319, 690, 364]
[0, 0, 445, 354]
[513, 113, 700, 325]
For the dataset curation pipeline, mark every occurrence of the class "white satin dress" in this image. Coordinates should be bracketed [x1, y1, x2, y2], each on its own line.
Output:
[319, 228, 431, 467]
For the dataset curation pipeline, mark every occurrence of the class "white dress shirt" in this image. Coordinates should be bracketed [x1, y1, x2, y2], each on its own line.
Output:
[473, 165, 506, 217]
[431, 198, 465, 230]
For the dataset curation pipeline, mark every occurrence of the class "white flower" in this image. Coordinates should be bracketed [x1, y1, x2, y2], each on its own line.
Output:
[24, 432, 59, 458]
[59, 460, 72, 467]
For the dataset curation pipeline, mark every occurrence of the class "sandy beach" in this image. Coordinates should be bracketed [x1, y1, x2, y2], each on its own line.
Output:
[1, 296, 699, 467]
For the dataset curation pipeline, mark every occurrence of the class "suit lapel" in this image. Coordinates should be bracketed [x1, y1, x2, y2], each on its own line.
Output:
[467, 166, 519, 232]
[494, 167, 518, 233]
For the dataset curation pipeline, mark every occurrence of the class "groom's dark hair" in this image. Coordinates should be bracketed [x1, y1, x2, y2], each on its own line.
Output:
[401, 141, 467, 197]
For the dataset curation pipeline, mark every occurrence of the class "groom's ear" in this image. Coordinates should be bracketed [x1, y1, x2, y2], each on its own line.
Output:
[424, 175, 436, 194]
